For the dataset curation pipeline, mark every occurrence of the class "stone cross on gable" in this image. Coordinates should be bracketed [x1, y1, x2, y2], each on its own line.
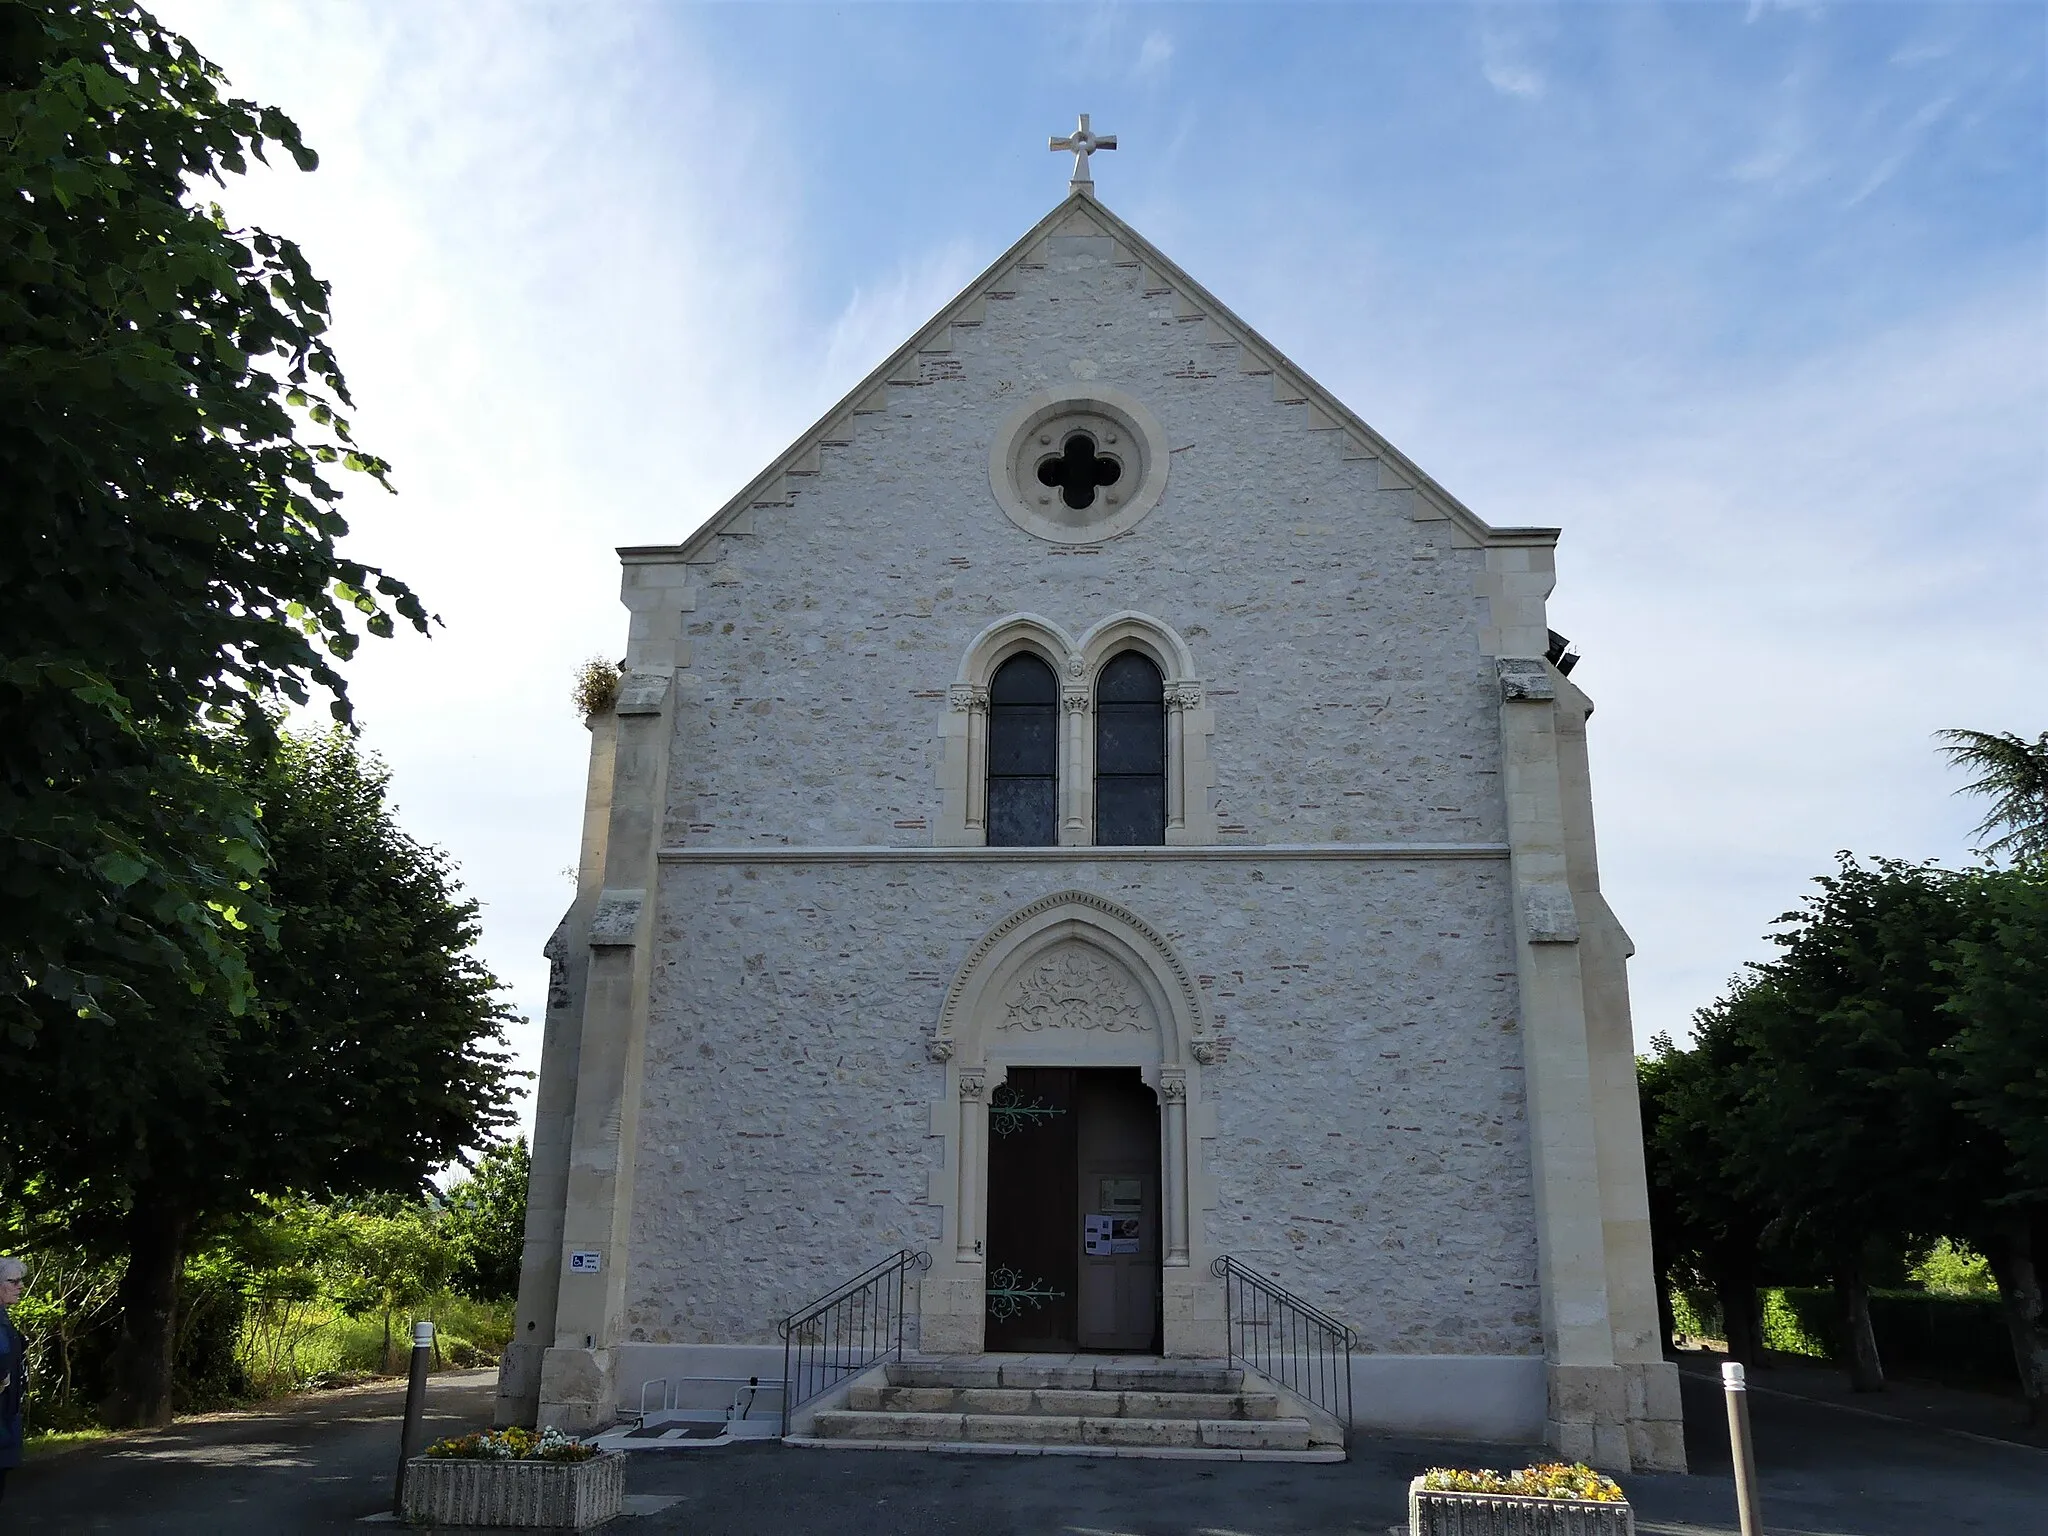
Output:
[1049, 114, 1116, 194]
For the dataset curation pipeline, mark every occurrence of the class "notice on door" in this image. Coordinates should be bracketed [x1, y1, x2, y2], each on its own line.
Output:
[1084, 1214, 1142, 1256]
[1099, 1177, 1143, 1213]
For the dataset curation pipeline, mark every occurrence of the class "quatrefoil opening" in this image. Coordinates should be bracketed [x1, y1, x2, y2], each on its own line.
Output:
[990, 388, 1170, 546]
[1036, 432, 1124, 511]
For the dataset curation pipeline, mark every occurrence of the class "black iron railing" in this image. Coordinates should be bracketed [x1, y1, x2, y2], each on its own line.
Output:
[1212, 1255, 1357, 1437]
[777, 1249, 931, 1434]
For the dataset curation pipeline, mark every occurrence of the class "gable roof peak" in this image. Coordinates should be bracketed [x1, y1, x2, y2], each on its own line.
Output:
[646, 182, 1550, 565]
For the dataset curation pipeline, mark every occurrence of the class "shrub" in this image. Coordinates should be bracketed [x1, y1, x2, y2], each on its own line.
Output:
[444, 1139, 529, 1302]
[1911, 1239, 1998, 1297]
[1667, 1284, 2017, 1387]
[1420, 1464, 1625, 1502]
[1669, 1287, 1721, 1345]
[431, 1294, 514, 1356]
[1759, 1288, 1838, 1358]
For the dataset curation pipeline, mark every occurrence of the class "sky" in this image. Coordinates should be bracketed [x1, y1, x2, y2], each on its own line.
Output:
[149, 0, 2047, 1132]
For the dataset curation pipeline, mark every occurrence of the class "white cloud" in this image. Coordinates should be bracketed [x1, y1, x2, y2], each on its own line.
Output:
[821, 240, 985, 403]
[150, 0, 811, 1132]
[1487, 285, 2045, 1041]
[1845, 91, 1956, 206]
[1135, 30, 1174, 83]
[1479, 35, 1545, 101]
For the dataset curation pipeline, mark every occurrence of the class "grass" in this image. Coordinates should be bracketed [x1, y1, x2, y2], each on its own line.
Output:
[23, 1427, 115, 1459]
[237, 1291, 515, 1393]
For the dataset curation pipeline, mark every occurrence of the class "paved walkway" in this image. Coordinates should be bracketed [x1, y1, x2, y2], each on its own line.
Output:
[8, 1369, 499, 1533]
[1671, 1344, 2048, 1451]
[7, 1361, 2045, 1533]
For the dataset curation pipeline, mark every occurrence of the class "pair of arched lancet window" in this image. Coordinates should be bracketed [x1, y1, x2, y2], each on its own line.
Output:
[986, 651, 1166, 847]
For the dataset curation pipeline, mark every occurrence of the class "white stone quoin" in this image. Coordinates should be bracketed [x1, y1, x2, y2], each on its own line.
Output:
[496, 126, 1684, 1472]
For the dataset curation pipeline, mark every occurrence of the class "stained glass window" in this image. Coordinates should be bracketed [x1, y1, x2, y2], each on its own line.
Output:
[987, 654, 1058, 846]
[1094, 652, 1164, 846]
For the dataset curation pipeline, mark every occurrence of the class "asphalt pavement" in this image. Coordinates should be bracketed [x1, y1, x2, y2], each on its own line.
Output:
[7, 1362, 2045, 1534]
[6, 1369, 500, 1533]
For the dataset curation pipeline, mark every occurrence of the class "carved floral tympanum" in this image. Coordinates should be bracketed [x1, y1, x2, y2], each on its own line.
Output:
[999, 947, 1150, 1034]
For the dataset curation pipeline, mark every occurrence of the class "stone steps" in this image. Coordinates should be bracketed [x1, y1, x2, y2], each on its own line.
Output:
[849, 1384, 1282, 1420]
[801, 1356, 1331, 1461]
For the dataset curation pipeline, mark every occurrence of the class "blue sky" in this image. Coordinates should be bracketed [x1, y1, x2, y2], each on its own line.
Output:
[153, 1, 2046, 1127]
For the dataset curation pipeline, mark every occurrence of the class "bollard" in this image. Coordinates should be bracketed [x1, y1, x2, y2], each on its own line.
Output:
[1722, 1360, 1763, 1536]
[391, 1320, 436, 1518]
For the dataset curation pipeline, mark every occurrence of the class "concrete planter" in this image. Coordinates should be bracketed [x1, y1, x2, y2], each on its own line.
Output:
[403, 1450, 625, 1529]
[1409, 1478, 1634, 1536]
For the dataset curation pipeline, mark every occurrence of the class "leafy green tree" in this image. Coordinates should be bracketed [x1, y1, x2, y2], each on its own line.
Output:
[3, 728, 516, 1425]
[443, 1139, 530, 1303]
[1946, 865, 2048, 1420]
[1, 0, 428, 1033]
[1729, 858, 2006, 1392]
[1642, 988, 1782, 1367]
[1938, 729, 2048, 866]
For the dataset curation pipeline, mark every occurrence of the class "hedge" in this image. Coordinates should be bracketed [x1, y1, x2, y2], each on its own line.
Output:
[1670, 1287, 2015, 1389]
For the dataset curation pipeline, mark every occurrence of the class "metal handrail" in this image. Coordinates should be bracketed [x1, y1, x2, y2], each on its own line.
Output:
[1212, 1255, 1357, 1438]
[777, 1249, 931, 1434]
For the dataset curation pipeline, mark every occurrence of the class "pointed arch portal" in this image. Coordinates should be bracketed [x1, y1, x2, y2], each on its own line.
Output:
[921, 891, 1224, 1357]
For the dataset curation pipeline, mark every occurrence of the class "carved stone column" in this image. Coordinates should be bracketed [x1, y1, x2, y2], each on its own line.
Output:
[1060, 686, 1090, 845]
[956, 1069, 987, 1264]
[1165, 685, 1200, 832]
[1159, 1070, 1190, 1266]
[951, 684, 990, 835]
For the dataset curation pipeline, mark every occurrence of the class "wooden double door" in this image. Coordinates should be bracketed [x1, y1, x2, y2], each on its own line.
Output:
[985, 1067, 1162, 1353]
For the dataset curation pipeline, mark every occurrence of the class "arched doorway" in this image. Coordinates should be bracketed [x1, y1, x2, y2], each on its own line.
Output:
[922, 892, 1225, 1358]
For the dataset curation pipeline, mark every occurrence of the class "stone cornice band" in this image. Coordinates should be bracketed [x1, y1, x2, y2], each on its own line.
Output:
[657, 842, 1509, 864]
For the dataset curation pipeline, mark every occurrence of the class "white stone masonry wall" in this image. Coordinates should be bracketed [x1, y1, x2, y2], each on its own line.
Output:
[624, 859, 1539, 1358]
[662, 235, 1503, 849]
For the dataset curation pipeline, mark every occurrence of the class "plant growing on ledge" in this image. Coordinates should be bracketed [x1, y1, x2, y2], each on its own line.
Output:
[571, 657, 625, 721]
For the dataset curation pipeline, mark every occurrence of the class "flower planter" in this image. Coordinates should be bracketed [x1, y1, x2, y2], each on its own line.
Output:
[403, 1449, 625, 1529]
[1409, 1478, 1634, 1536]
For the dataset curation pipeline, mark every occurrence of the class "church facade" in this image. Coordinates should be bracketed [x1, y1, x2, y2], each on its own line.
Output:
[497, 146, 1684, 1472]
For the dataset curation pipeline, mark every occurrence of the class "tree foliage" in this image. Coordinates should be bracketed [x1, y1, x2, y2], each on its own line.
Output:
[326, 1204, 455, 1373]
[2, 727, 518, 1424]
[1947, 866, 2048, 1203]
[443, 1139, 530, 1304]
[0, 0, 429, 1032]
[1644, 855, 2048, 1419]
[1937, 728, 2048, 866]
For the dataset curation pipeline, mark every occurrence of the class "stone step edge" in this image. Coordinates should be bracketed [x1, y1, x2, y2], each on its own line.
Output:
[785, 1436, 1345, 1464]
[855, 1389, 1283, 1415]
[884, 1376, 1245, 1400]
[816, 1410, 1311, 1448]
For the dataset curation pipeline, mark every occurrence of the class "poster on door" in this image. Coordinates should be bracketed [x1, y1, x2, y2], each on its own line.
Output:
[1084, 1214, 1143, 1256]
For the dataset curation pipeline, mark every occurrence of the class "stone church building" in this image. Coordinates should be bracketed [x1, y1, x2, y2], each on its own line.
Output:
[498, 128, 1683, 1472]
